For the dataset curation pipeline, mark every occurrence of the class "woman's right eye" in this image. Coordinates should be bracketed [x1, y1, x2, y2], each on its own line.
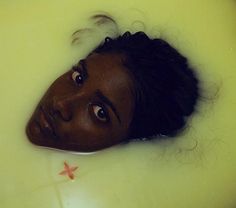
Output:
[72, 70, 83, 85]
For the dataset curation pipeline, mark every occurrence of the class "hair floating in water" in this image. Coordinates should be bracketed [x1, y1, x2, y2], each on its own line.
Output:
[71, 13, 119, 45]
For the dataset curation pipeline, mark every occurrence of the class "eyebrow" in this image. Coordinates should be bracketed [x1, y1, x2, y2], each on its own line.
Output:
[95, 90, 121, 124]
[78, 59, 88, 79]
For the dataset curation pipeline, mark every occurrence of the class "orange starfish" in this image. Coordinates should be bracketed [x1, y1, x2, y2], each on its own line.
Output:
[59, 162, 78, 180]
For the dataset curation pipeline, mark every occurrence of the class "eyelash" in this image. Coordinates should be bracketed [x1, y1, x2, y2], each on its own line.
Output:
[71, 65, 84, 85]
[89, 103, 110, 123]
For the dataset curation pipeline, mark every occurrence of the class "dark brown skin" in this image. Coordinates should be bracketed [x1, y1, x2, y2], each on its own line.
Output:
[26, 53, 135, 152]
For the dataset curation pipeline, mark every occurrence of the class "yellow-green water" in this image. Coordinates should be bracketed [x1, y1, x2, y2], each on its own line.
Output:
[1, 0, 236, 207]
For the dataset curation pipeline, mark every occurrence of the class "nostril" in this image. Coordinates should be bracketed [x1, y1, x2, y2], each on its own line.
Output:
[60, 110, 73, 122]
[52, 98, 73, 122]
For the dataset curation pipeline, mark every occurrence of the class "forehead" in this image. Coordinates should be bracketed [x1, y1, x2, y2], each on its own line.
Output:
[85, 53, 133, 95]
[85, 53, 134, 124]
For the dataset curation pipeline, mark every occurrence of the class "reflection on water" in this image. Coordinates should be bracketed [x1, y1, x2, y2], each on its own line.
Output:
[1, 0, 236, 207]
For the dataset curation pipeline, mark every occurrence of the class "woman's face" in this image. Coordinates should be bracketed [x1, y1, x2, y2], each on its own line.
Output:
[26, 53, 134, 152]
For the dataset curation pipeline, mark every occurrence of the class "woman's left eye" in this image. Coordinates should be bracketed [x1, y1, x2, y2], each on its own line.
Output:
[72, 71, 83, 85]
[92, 105, 109, 122]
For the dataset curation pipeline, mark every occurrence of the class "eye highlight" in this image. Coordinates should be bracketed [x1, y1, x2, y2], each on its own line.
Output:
[92, 104, 109, 122]
[72, 68, 83, 85]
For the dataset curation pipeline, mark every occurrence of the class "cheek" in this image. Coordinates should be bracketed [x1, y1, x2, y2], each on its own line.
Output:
[39, 73, 75, 108]
[44, 72, 72, 95]
[57, 109, 109, 144]
[60, 116, 126, 151]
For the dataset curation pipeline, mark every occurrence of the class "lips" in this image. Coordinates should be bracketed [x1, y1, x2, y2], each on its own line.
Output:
[38, 106, 57, 139]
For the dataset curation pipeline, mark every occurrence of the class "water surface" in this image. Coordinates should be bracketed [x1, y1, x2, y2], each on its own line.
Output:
[1, 0, 236, 207]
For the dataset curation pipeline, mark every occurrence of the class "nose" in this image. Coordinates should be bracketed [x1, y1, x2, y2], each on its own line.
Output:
[51, 94, 75, 121]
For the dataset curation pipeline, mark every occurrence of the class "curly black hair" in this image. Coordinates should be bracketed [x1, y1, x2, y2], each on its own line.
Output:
[92, 31, 199, 140]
